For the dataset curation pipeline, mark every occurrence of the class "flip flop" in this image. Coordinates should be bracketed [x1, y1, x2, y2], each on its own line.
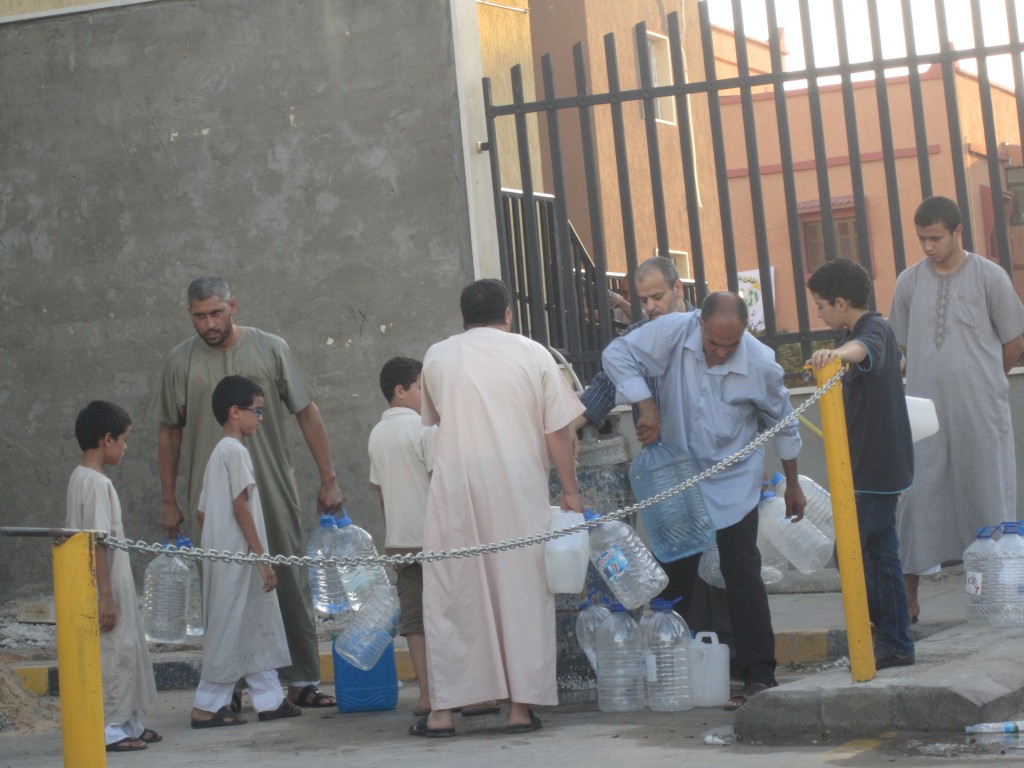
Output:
[139, 728, 162, 744]
[723, 681, 775, 712]
[412, 707, 431, 717]
[258, 699, 303, 722]
[504, 709, 542, 734]
[290, 684, 336, 708]
[409, 715, 456, 738]
[191, 706, 248, 729]
[106, 737, 147, 752]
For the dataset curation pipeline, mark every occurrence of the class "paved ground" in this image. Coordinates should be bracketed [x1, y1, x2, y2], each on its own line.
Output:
[5, 563, 1023, 766]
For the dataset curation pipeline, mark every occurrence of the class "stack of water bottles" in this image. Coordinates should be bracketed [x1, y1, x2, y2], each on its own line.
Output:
[581, 597, 695, 712]
[142, 538, 195, 644]
[308, 510, 400, 671]
[966, 522, 1024, 628]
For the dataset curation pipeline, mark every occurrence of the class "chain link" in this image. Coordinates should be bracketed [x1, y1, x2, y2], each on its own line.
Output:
[107, 369, 843, 569]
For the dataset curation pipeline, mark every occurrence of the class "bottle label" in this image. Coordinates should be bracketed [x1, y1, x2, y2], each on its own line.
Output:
[966, 571, 983, 596]
[596, 545, 630, 582]
[644, 652, 658, 683]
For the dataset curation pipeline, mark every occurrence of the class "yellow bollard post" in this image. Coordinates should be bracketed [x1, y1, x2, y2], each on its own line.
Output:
[53, 531, 107, 767]
[812, 360, 876, 683]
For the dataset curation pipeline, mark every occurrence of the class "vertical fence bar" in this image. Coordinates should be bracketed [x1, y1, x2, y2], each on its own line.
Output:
[635, 21, 671, 262]
[510, 64, 550, 346]
[667, 11, 708, 305]
[604, 33, 642, 284]
[53, 532, 107, 767]
[901, 0, 934, 199]
[574, 42, 613, 350]
[767, 0, 814, 355]
[797, 0, 838, 267]
[832, 0, 876, 310]
[971, 0, 1013, 272]
[482, 79, 513, 294]
[541, 54, 583, 356]
[867, 0, 908, 275]
[1008, 0, 1024, 154]
[731, 0, 777, 330]
[697, 2, 739, 289]
[934, 0, 974, 251]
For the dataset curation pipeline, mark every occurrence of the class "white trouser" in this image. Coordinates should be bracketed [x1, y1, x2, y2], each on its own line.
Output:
[105, 711, 144, 745]
[194, 669, 284, 714]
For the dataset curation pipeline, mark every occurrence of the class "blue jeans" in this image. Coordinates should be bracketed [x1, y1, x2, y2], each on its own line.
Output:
[856, 492, 914, 657]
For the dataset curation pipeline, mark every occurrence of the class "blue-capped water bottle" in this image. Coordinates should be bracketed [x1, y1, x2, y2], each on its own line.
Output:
[575, 589, 611, 674]
[142, 541, 191, 644]
[175, 534, 203, 637]
[307, 514, 348, 614]
[586, 510, 668, 610]
[595, 603, 644, 712]
[986, 522, 1024, 628]
[629, 441, 715, 562]
[641, 597, 692, 712]
[333, 584, 401, 671]
[964, 526, 997, 623]
[334, 509, 391, 611]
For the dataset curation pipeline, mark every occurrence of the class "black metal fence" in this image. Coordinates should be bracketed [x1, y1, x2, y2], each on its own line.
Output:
[482, 0, 1024, 384]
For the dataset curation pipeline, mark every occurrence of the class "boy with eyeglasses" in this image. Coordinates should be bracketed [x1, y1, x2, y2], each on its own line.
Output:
[190, 375, 302, 728]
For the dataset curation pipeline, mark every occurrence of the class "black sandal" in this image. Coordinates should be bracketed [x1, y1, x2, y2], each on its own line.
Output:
[290, 684, 336, 708]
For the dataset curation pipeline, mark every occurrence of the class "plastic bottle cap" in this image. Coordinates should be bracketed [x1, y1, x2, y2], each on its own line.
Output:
[769, 472, 785, 486]
[609, 603, 627, 613]
[584, 509, 600, 522]
[760, 491, 777, 500]
[335, 509, 353, 526]
[319, 514, 336, 527]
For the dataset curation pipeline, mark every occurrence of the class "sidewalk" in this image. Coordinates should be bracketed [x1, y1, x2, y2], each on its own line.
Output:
[4, 562, 1018, 762]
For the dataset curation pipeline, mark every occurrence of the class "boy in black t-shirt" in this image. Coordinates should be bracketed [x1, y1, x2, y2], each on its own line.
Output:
[807, 259, 916, 669]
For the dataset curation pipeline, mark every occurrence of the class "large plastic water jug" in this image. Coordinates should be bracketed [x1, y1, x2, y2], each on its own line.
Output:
[768, 472, 834, 544]
[756, 493, 790, 585]
[641, 598, 693, 712]
[307, 514, 348, 614]
[545, 507, 589, 594]
[594, 603, 644, 712]
[689, 631, 730, 707]
[334, 510, 391, 611]
[905, 396, 939, 443]
[587, 510, 668, 610]
[333, 584, 401, 670]
[964, 526, 997, 623]
[575, 590, 610, 674]
[629, 442, 715, 562]
[175, 534, 203, 637]
[758, 491, 832, 575]
[986, 522, 1024, 628]
[333, 637, 398, 712]
[142, 542, 191, 644]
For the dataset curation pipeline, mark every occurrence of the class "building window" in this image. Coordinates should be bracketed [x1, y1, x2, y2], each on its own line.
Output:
[652, 248, 692, 280]
[1006, 166, 1024, 225]
[643, 32, 676, 125]
[798, 197, 866, 275]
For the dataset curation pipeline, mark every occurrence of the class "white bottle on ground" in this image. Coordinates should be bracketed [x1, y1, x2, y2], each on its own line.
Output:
[640, 598, 693, 712]
[595, 603, 645, 712]
[986, 522, 1024, 628]
[964, 526, 997, 623]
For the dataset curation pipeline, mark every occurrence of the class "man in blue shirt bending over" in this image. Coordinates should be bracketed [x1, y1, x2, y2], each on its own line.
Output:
[603, 291, 807, 710]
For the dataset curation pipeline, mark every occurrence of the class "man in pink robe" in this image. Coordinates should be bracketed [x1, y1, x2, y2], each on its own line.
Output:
[413, 279, 584, 737]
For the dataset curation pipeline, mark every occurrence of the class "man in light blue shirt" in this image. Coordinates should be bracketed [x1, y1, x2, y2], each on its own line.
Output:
[603, 291, 807, 710]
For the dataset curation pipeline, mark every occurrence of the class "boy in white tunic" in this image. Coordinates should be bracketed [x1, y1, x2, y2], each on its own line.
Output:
[65, 401, 158, 753]
[190, 375, 301, 728]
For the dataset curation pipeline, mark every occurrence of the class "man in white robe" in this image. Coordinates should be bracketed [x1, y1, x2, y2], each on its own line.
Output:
[413, 279, 584, 737]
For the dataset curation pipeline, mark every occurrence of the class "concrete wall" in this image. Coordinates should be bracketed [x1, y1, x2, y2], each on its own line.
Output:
[0, 0, 493, 597]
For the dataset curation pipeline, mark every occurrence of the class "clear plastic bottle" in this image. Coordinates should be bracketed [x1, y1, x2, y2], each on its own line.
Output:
[307, 514, 348, 614]
[640, 597, 693, 712]
[756, 493, 790, 585]
[175, 534, 203, 637]
[594, 603, 644, 712]
[334, 510, 391, 612]
[768, 471, 834, 544]
[333, 585, 401, 671]
[587, 510, 669, 610]
[142, 542, 191, 644]
[964, 526, 997, 623]
[697, 544, 726, 589]
[758, 491, 832, 575]
[629, 442, 715, 562]
[575, 590, 611, 674]
[986, 522, 1024, 628]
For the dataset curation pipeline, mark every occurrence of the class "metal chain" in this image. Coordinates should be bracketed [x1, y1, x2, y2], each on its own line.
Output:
[107, 369, 843, 568]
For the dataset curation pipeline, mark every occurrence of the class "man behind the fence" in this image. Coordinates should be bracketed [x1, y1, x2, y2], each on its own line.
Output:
[603, 290, 806, 711]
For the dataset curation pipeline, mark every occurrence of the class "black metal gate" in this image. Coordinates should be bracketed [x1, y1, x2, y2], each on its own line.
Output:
[482, 0, 1024, 384]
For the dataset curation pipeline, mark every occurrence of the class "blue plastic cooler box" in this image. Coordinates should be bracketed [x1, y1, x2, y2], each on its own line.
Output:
[332, 638, 399, 713]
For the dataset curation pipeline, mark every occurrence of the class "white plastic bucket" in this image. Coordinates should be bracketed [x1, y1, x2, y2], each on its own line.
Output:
[905, 396, 939, 443]
[545, 507, 589, 594]
[689, 631, 730, 707]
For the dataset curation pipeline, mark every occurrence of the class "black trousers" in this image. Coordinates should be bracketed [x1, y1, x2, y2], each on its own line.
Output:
[657, 505, 777, 686]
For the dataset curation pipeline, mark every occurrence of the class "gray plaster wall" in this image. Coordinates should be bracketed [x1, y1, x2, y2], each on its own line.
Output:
[0, 0, 485, 597]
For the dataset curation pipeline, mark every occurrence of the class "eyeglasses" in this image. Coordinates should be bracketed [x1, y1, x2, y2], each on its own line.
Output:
[240, 407, 265, 417]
